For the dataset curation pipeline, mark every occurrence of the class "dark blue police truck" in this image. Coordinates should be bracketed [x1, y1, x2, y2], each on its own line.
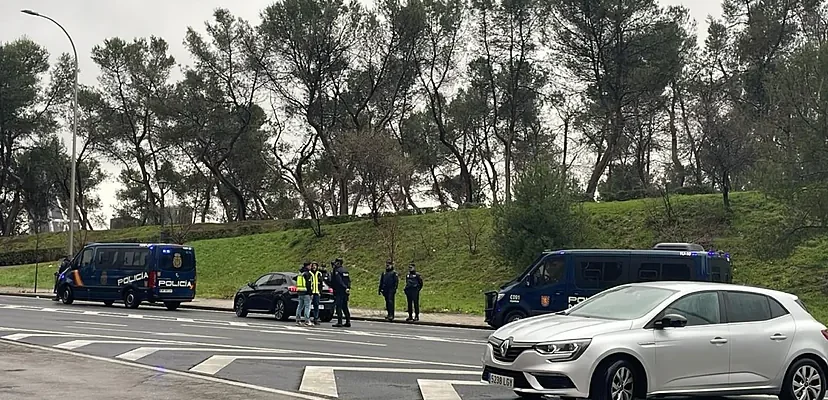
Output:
[484, 243, 732, 328]
[56, 242, 197, 310]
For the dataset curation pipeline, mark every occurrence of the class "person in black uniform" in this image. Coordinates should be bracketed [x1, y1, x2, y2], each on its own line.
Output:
[404, 263, 423, 322]
[52, 257, 71, 301]
[331, 258, 351, 327]
[378, 259, 398, 321]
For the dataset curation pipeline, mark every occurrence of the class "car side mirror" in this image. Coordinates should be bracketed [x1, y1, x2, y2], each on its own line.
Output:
[654, 313, 688, 329]
[247, 282, 255, 289]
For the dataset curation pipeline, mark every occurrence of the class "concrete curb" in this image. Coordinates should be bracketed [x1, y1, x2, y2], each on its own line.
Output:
[0, 291, 493, 330]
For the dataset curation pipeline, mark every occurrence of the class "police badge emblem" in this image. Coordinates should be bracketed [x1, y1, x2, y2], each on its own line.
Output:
[540, 295, 550, 307]
[172, 253, 182, 268]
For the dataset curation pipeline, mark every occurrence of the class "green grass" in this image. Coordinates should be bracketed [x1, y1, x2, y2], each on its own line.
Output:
[2, 191, 828, 321]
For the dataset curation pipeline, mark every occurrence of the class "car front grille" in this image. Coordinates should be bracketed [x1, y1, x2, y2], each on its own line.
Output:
[488, 337, 532, 363]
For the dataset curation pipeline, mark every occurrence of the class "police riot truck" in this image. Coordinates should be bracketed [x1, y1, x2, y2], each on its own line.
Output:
[483, 243, 732, 328]
[56, 242, 197, 310]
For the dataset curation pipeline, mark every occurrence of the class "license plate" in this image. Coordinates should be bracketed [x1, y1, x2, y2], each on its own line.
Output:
[319, 305, 325, 309]
[159, 289, 172, 293]
[488, 373, 514, 388]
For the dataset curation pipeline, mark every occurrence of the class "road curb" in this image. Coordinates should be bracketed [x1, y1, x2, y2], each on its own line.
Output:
[0, 292, 492, 330]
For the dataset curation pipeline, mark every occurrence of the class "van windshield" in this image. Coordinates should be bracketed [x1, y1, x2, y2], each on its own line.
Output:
[501, 253, 547, 289]
[158, 249, 195, 271]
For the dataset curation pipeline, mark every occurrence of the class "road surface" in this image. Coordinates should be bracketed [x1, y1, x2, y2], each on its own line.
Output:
[0, 295, 516, 400]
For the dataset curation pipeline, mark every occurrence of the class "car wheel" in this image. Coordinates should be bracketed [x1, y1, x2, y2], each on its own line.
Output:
[504, 309, 526, 324]
[123, 289, 140, 309]
[591, 359, 637, 400]
[780, 358, 826, 400]
[103, 300, 114, 307]
[59, 285, 74, 305]
[274, 299, 289, 321]
[234, 296, 248, 318]
[320, 312, 334, 323]
[164, 301, 180, 311]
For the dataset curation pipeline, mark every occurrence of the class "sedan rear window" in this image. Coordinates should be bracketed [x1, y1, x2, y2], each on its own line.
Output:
[567, 285, 676, 320]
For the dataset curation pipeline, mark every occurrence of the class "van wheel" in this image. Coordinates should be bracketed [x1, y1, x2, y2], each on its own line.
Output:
[103, 300, 114, 307]
[780, 358, 826, 400]
[123, 289, 140, 309]
[590, 359, 638, 400]
[504, 309, 526, 324]
[59, 285, 74, 305]
[164, 301, 180, 311]
[234, 296, 248, 317]
[274, 299, 289, 321]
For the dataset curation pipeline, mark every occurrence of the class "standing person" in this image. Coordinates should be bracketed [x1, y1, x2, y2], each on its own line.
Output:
[295, 262, 313, 326]
[52, 257, 71, 301]
[404, 263, 423, 322]
[309, 261, 322, 325]
[331, 258, 351, 327]
[378, 259, 398, 321]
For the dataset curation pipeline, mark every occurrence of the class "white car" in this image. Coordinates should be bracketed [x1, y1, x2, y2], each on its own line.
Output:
[482, 281, 828, 400]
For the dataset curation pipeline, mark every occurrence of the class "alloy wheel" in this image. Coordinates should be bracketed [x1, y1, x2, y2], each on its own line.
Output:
[793, 364, 822, 400]
[611, 366, 634, 400]
[274, 301, 284, 320]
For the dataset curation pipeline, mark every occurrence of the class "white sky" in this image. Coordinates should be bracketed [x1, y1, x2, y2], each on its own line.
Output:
[0, 0, 723, 225]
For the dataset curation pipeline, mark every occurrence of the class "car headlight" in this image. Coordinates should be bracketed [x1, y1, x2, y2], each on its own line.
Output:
[533, 339, 591, 361]
[497, 293, 505, 302]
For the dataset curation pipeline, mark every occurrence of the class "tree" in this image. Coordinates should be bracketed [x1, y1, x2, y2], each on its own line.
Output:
[492, 162, 586, 269]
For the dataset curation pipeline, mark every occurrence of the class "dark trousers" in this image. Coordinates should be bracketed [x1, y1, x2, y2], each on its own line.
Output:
[406, 289, 420, 317]
[53, 272, 60, 294]
[312, 294, 320, 321]
[335, 291, 350, 323]
[383, 291, 396, 319]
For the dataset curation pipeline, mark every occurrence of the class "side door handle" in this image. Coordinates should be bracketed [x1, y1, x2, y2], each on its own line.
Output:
[710, 337, 728, 344]
[770, 334, 788, 341]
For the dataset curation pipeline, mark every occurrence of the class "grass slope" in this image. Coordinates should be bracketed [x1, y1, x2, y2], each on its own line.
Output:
[2, 192, 827, 320]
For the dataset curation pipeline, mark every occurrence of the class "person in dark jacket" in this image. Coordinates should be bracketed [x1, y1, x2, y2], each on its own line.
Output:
[404, 263, 423, 322]
[331, 258, 351, 327]
[52, 257, 71, 301]
[378, 259, 399, 321]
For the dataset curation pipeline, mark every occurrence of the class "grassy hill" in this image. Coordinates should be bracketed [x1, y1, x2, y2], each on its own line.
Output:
[2, 191, 827, 321]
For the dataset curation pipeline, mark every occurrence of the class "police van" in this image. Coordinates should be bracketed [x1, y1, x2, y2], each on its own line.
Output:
[483, 243, 732, 328]
[56, 242, 197, 310]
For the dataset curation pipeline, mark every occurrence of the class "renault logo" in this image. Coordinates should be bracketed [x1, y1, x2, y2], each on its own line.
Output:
[500, 337, 512, 355]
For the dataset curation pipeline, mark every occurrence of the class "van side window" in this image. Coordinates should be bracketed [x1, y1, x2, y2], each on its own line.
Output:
[662, 263, 691, 280]
[638, 263, 660, 281]
[576, 260, 625, 290]
[80, 249, 94, 268]
[634, 261, 693, 281]
[531, 258, 565, 287]
[122, 249, 149, 270]
[710, 258, 732, 283]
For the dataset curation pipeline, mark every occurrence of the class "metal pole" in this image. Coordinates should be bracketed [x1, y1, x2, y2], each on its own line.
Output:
[22, 10, 79, 257]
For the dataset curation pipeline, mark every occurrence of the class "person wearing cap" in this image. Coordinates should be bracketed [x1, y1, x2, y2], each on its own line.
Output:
[404, 262, 423, 322]
[295, 262, 313, 326]
[378, 259, 399, 321]
[331, 258, 351, 327]
[309, 261, 323, 324]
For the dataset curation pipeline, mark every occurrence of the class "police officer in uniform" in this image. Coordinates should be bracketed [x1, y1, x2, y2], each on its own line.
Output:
[331, 258, 351, 327]
[404, 263, 423, 322]
[378, 259, 398, 321]
[52, 257, 71, 301]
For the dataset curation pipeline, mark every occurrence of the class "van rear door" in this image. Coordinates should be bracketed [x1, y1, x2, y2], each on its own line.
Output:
[155, 247, 196, 299]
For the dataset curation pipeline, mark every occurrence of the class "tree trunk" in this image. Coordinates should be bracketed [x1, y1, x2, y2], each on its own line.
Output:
[429, 166, 447, 206]
[668, 90, 685, 186]
[504, 141, 512, 204]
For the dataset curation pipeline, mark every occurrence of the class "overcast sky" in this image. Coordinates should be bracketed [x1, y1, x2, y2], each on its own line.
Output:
[0, 0, 723, 226]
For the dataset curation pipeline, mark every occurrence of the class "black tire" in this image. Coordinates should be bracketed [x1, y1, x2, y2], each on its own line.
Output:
[274, 299, 290, 321]
[503, 309, 527, 325]
[234, 296, 248, 317]
[123, 289, 140, 309]
[780, 357, 826, 400]
[164, 301, 180, 311]
[320, 312, 334, 323]
[103, 300, 114, 307]
[59, 285, 74, 305]
[590, 359, 638, 400]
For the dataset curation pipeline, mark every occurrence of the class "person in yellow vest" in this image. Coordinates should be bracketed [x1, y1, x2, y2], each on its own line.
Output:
[295, 262, 313, 326]
[309, 261, 323, 325]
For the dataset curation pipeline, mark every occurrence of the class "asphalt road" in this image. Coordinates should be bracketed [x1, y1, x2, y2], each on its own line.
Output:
[0, 295, 517, 400]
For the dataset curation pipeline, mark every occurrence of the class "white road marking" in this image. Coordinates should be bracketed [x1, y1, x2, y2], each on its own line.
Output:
[298, 366, 481, 397]
[191, 356, 417, 375]
[179, 324, 327, 337]
[55, 340, 167, 350]
[116, 347, 288, 361]
[75, 326, 228, 339]
[306, 337, 386, 347]
[74, 321, 127, 327]
[2, 333, 71, 341]
[0, 338, 329, 400]
[418, 379, 487, 400]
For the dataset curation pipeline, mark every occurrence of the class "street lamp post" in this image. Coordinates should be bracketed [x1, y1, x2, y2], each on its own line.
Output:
[22, 9, 79, 258]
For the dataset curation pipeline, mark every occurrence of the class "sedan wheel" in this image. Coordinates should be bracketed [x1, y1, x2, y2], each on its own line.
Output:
[274, 299, 289, 321]
[611, 366, 634, 400]
[591, 359, 638, 400]
[234, 296, 248, 318]
[782, 359, 826, 400]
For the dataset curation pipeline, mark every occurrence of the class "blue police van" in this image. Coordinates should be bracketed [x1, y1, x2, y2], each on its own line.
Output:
[483, 243, 732, 328]
[56, 242, 197, 310]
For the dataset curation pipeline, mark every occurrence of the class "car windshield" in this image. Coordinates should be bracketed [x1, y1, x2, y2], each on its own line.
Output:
[566, 285, 677, 320]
